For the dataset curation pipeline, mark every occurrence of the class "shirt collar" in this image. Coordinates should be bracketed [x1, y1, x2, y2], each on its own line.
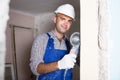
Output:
[50, 30, 67, 40]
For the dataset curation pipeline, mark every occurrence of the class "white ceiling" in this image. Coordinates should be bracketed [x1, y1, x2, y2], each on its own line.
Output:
[10, 0, 80, 16]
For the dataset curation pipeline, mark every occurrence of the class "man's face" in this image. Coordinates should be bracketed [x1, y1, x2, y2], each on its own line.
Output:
[54, 13, 73, 34]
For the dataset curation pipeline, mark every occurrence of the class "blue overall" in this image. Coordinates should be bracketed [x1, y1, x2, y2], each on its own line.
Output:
[38, 33, 72, 80]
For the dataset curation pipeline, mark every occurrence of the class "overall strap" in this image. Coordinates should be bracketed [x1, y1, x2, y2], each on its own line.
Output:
[46, 33, 51, 38]
[65, 39, 71, 53]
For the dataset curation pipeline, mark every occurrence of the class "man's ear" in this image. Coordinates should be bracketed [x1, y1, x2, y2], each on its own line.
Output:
[53, 16, 57, 23]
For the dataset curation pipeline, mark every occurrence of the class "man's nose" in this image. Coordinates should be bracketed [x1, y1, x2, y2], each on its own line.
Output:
[64, 20, 69, 25]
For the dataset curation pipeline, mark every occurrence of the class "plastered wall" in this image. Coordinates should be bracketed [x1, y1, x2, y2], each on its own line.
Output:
[80, 0, 99, 80]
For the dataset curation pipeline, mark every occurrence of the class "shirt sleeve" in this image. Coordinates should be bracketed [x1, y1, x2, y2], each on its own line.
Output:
[29, 34, 48, 75]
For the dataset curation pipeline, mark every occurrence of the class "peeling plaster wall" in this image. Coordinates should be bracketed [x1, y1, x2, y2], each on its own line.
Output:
[0, 0, 10, 80]
[98, 0, 109, 80]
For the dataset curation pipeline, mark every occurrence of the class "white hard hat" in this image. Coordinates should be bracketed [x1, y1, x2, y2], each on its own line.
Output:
[55, 4, 75, 20]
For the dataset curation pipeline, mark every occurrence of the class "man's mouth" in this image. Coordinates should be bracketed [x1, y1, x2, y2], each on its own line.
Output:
[61, 25, 67, 30]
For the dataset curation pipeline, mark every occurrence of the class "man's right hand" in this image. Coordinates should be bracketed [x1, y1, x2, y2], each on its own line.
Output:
[58, 53, 76, 69]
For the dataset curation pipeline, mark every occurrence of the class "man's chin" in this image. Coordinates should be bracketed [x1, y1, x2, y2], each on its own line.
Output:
[59, 31, 66, 34]
[56, 27, 68, 34]
[57, 29, 67, 34]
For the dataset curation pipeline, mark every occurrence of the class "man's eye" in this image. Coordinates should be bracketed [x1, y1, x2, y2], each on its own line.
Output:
[68, 20, 73, 24]
[60, 17, 65, 20]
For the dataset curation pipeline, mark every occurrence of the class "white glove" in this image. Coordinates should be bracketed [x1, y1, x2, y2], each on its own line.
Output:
[58, 51, 77, 69]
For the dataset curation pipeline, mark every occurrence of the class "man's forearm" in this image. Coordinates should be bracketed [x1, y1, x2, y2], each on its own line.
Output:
[37, 62, 58, 74]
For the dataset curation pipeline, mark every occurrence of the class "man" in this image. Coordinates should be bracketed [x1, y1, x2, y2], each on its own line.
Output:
[30, 4, 77, 80]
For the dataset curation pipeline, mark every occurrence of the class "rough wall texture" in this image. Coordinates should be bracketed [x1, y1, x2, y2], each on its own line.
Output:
[98, 0, 109, 80]
[34, 12, 54, 37]
[0, 0, 10, 80]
